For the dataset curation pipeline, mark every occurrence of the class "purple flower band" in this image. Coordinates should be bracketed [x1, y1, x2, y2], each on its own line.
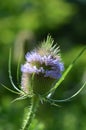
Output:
[21, 51, 64, 79]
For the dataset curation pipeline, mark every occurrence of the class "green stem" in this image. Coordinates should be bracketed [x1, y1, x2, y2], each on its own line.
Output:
[21, 95, 39, 130]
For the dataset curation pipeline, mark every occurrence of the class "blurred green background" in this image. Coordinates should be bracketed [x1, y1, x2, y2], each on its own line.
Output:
[0, 0, 86, 130]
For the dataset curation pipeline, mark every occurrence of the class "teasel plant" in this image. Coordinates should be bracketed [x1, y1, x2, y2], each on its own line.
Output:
[1, 35, 86, 130]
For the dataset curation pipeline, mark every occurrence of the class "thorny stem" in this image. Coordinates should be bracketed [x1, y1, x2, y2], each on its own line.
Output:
[21, 95, 39, 130]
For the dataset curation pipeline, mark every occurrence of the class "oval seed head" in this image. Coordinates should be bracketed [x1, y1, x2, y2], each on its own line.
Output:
[21, 36, 64, 95]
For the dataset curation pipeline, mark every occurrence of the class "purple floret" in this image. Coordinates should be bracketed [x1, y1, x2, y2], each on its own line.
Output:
[25, 51, 43, 64]
[21, 63, 44, 74]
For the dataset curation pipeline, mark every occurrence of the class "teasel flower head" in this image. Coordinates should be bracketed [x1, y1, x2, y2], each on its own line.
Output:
[21, 36, 64, 95]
